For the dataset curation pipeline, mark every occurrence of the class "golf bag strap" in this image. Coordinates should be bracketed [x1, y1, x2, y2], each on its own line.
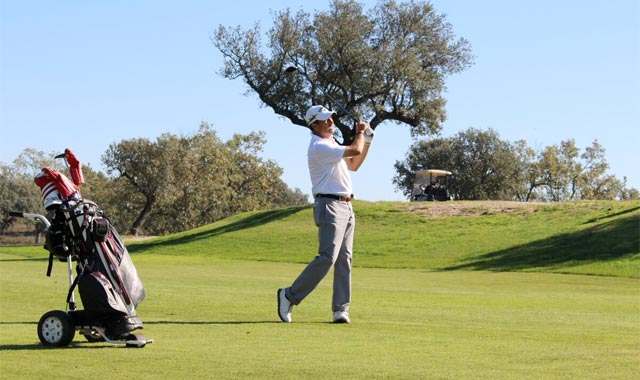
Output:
[66, 271, 82, 305]
[46, 251, 54, 277]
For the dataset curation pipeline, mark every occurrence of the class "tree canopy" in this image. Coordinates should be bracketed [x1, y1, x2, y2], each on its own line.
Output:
[1, 126, 308, 237]
[102, 124, 308, 235]
[213, 0, 473, 144]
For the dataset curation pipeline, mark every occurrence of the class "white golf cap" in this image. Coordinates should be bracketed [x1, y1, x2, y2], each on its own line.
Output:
[305, 105, 335, 125]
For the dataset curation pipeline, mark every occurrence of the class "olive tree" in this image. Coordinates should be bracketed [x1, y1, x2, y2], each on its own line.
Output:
[102, 124, 308, 235]
[213, 0, 473, 143]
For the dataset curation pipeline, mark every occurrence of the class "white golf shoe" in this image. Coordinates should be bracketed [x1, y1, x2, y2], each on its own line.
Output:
[333, 311, 350, 324]
[277, 288, 292, 323]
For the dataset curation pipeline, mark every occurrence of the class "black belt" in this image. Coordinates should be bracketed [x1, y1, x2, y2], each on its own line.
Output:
[315, 194, 353, 202]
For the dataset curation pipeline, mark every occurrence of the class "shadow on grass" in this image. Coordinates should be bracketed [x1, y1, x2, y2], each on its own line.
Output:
[0, 257, 47, 262]
[144, 320, 338, 325]
[144, 320, 281, 325]
[443, 213, 639, 272]
[0, 343, 131, 351]
[0, 344, 43, 351]
[0, 322, 37, 325]
[0, 320, 336, 351]
[128, 205, 311, 253]
[584, 205, 640, 224]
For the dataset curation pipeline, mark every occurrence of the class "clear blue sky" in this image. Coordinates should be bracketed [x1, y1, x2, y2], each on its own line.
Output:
[1, 1, 638, 201]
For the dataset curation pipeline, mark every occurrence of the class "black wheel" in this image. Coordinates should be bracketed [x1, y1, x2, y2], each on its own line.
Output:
[37, 310, 76, 347]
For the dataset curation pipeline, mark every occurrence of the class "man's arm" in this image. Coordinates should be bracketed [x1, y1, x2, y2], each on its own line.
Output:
[343, 121, 372, 172]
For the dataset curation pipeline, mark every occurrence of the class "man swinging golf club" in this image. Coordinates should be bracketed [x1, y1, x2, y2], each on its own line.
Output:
[278, 105, 374, 323]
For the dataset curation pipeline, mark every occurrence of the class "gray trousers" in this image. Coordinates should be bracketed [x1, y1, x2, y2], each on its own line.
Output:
[285, 198, 354, 312]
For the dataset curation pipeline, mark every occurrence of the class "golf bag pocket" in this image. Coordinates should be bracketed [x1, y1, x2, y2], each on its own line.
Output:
[45, 222, 69, 260]
[78, 271, 128, 315]
[91, 217, 110, 242]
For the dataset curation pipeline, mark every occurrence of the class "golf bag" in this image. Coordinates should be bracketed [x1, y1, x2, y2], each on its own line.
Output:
[36, 149, 146, 340]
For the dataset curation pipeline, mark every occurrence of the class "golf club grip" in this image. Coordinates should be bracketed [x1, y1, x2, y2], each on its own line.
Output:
[9, 211, 24, 218]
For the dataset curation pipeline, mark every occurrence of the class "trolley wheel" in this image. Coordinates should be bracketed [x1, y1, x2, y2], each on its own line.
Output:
[37, 310, 76, 347]
[125, 333, 147, 348]
[83, 330, 105, 343]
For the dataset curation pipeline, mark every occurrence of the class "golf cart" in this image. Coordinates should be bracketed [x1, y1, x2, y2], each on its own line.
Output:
[411, 169, 453, 201]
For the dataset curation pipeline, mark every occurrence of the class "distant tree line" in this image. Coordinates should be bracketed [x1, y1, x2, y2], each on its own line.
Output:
[393, 128, 638, 201]
[3, 124, 637, 239]
[0, 124, 308, 237]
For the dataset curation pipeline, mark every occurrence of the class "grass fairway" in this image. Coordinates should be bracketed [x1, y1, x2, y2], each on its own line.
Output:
[1, 200, 638, 379]
[1, 253, 638, 380]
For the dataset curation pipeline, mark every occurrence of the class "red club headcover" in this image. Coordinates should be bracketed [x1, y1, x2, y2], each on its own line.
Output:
[42, 168, 80, 199]
[34, 172, 62, 210]
[64, 148, 85, 186]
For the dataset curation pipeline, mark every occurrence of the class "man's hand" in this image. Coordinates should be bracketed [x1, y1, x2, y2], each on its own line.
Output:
[355, 120, 368, 134]
[345, 121, 373, 171]
[364, 127, 375, 144]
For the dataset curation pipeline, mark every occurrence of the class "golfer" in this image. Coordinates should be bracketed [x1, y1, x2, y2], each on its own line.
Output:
[278, 105, 373, 323]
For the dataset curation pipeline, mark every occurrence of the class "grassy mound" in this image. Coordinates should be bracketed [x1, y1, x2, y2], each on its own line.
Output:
[121, 200, 638, 277]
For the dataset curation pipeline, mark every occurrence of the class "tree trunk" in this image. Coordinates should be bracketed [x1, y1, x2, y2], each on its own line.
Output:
[129, 194, 155, 236]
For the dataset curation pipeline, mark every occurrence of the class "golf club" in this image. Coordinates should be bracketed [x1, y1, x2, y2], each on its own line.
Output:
[285, 66, 359, 123]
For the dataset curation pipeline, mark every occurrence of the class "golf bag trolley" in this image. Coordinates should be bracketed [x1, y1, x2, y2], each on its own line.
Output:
[9, 149, 152, 348]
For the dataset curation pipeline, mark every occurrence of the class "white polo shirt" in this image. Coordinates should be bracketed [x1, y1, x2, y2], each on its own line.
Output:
[308, 133, 352, 197]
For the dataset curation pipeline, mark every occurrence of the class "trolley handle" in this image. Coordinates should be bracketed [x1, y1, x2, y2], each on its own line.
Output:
[8, 211, 51, 228]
